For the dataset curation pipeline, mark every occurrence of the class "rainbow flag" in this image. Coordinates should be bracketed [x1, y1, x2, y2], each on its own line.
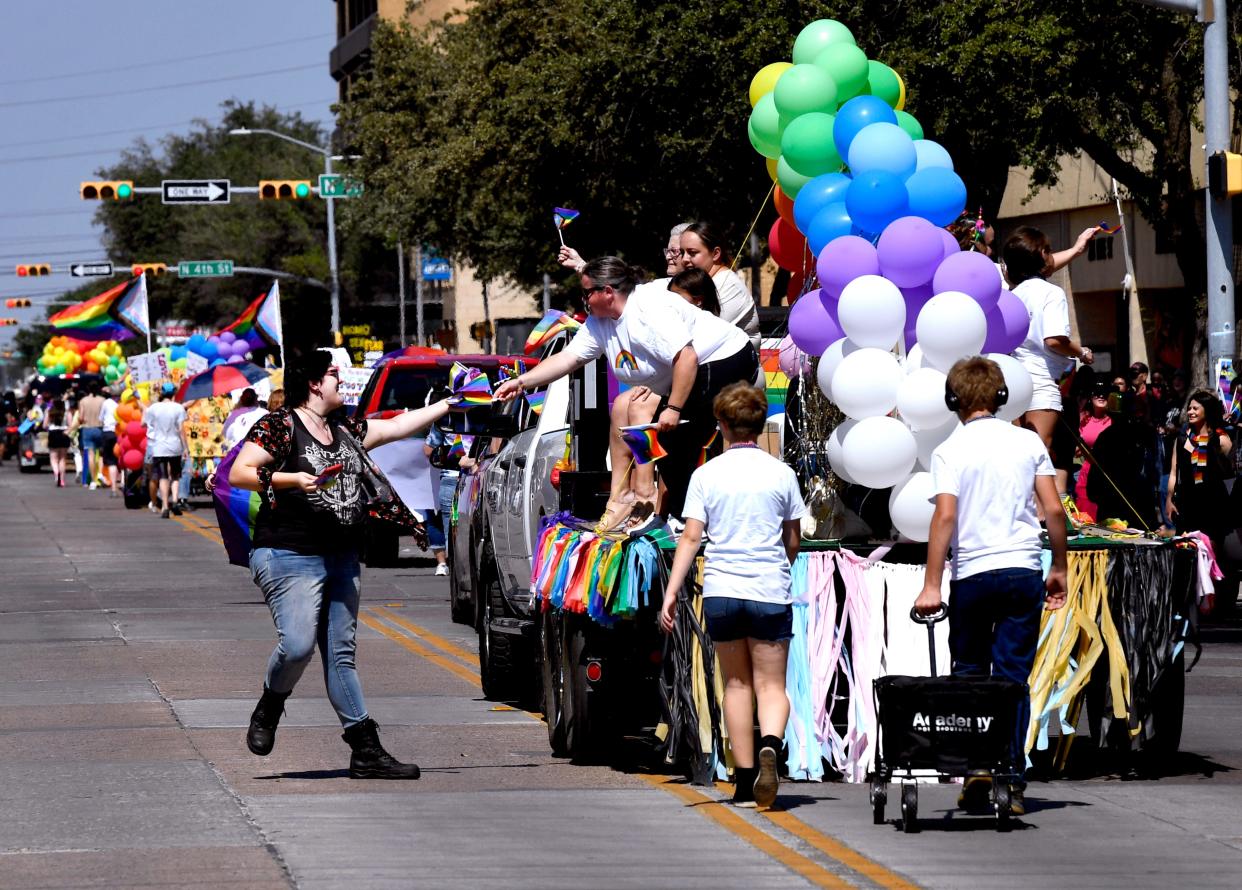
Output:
[449, 434, 475, 458]
[447, 364, 493, 410]
[50, 274, 148, 342]
[619, 424, 667, 465]
[1097, 221, 1124, 235]
[761, 345, 789, 419]
[697, 428, 719, 468]
[525, 389, 547, 416]
[498, 358, 528, 382]
[218, 281, 283, 350]
[553, 207, 580, 229]
[525, 309, 581, 355]
[212, 443, 263, 567]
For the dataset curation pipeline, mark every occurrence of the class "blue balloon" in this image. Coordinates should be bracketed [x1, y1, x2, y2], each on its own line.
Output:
[833, 96, 899, 163]
[906, 167, 968, 226]
[847, 122, 917, 180]
[806, 201, 854, 255]
[845, 170, 909, 235]
[209, 358, 226, 368]
[199, 341, 219, 360]
[793, 172, 852, 234]
[913, 139, 955, 172]
[187, 334, 206, 354]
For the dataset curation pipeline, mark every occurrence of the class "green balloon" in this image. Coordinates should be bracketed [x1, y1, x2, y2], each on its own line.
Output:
[773, 64, 838, 121]
[792, 19, 856, 65]
[895, 110, 924, 141]
[104, 366, 119, 382]
[776, 156, 813, 199]
[814, 43, 870, 104]
[748, 93, 783, 159]
[868, 61, 902, 108]
[780, 112, 841, 178]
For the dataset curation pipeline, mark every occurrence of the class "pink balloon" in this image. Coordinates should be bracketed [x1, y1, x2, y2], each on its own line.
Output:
[816, 235, 879, 301]
[788, 289, 845, 355]
[777, 336, 810, 379]
[982, 289, 1030, 354]
[933, 250, 1003, 313]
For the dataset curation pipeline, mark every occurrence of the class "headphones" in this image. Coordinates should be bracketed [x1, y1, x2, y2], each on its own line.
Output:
[945, 380, 1009, 412]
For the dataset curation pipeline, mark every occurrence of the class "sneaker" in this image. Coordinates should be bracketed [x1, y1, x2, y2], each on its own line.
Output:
[434, 564, 449, 576]
[957, 772, 993, 810]
[1009, 786, 1026, 817]
[753, 745, 780, 809]
[148, 503, 160, 514]
[161, 507, 170, 519]
[731, 766, 758, 808]
[89, 482, 98, 490]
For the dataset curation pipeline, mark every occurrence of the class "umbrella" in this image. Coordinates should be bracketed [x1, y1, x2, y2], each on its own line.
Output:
[176, 361, 270, 403]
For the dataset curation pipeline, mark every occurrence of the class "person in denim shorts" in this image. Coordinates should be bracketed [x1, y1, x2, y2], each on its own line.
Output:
[661, 383, 805, 808]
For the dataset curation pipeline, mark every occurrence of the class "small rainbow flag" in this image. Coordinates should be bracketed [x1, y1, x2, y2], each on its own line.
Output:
[217, 281, 283, 351]
[448, 361, 475, 393]
[614, 350, 639, 372]
[498, 358, 527, 382]
[524, 309, 581, 355]
[449, 434, 475, 458]
[524, 389, 547, 416]
[619, 424, 667, 465]
[447, 366, 493, 410]
[697, 428, 719, 468]
[1097, 220, 1124, 235]
[553, 207, 580, 229]
[50, 274, 149, 342]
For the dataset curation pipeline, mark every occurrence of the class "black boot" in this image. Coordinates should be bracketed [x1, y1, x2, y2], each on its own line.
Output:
[246, 686, 290, 756]
[342, 718, 420, 780]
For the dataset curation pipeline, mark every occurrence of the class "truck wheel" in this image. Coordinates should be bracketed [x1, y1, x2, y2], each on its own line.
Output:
[541, 609, 570, 757]
[448, 537, 473, 625]
[363, 523, 400, 568]
[478, 545, 516, 701]
[564, 617, 608, 762]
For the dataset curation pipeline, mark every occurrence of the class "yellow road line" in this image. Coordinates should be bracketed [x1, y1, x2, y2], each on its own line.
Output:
[358, 612, 486, 689]
[639, 774, 853, 889]
[171, 514, 222, 547]
[183, 511, 216, 531]
[370, 605, 477, 669]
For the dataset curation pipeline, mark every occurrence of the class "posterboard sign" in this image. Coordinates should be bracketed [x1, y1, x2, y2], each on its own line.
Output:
[183, 395, 231, 460]
[338, 367, 372, 407]
[126, 351, 164, 384]
[185, 352, 209, 375]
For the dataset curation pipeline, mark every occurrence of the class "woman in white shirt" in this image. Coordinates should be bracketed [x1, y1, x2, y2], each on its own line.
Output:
[679, 222, 762, 350]
[495, 257, 758, 532]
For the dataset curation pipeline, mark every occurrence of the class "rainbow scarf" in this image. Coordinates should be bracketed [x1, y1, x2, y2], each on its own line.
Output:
[217, 281, 283, 350]
[553, 207, 580, 229]
[50, 274, 148, 342]
[1192, 430, 1210, 484]
[614, 349, 639, 372]
[620, 424, 667, 465]
[524, 309, 581, 355]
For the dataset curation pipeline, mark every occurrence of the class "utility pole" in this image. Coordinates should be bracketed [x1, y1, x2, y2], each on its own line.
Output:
[414, 244, 425, 347]
[542, 273, 551, 314]
[397, 240, 407, 348]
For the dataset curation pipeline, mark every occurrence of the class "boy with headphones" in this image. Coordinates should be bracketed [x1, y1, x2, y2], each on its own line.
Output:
[914, 356, 1068, 816]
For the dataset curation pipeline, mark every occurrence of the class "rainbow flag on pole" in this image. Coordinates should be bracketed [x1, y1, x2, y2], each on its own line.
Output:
[553, 207, 580, 229]
[619, 424, 668, 465]
[524, 309, 581, 355]
[50, 274, 149, 342]
[217, 281, 283, 351]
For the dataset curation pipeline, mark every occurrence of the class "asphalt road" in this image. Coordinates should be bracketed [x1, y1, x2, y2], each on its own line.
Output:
[2, 461, 1241, 889]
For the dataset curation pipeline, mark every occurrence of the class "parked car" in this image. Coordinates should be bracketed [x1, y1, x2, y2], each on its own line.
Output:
[17, 426, 49, 473]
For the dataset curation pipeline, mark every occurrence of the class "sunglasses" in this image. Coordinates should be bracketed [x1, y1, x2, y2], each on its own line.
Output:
[583, 285, 606, 298]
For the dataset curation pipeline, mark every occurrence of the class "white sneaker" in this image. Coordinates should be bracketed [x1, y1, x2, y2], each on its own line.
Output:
[148, 503, 159, 514]
[435, 564, 449, 576]
[88, 482, 98, 490]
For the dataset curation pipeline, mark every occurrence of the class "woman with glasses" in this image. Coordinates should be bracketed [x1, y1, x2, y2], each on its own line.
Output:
[495, 256, 758, 533]
[229, 350, 453, 779]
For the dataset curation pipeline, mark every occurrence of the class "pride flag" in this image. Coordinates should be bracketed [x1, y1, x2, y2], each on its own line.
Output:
[449, 434, 475, 458]
[211, 443, 262, 567]
[498, 358, 527, 382]
[447, 363, 493, 410]
[619, 424, 667, 465]
[524, 389, 547, 416]
[218, 281, 283, 351]
[50, 274, 149, 342]
[553, 207, 580, 229]
[524, 309, 581, 355]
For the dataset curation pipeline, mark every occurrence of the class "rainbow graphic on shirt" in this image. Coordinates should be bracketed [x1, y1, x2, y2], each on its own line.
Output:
[614, 350, 639, 372]
[619, 424, 667, 465]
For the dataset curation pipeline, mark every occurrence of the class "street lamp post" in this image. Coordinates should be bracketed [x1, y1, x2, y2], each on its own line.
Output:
[229, 127, 343, 339]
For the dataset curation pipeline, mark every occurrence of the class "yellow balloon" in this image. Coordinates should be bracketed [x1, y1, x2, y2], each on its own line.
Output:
[895, 73, 906, 111]
[749, 62, 793, 107]
[766, 156, 779, 182]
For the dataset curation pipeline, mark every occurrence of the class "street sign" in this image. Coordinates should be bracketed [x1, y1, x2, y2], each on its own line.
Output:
[318, 174, 363, 198]
[161, 179, 230, 204]
[69, 262, 113, 278]
[421, 257, 452, 281]
[177, 260, 234, 278]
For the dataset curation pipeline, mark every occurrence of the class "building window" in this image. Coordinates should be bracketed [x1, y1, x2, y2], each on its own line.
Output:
[1087, 237, 1114, 262]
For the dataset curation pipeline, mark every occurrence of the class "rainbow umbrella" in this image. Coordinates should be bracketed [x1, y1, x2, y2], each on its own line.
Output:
[175, 361, 270, 403]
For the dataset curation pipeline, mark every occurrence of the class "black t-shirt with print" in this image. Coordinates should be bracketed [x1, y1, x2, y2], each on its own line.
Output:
[252, 411, 367, 555]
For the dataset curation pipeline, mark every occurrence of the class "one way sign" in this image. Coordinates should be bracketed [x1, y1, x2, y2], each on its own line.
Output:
[161, 179, 230, 205]
[70, 262, 114, 278]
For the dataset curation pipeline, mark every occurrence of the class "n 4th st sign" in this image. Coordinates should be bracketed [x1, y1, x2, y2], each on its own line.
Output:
[162, 180, 230, 204]
[178, 260, 234, 278]
[318, 174, 363, 198]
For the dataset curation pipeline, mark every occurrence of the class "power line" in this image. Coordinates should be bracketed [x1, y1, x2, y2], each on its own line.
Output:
[0, 63, 324, 109]
[0, 34, 331, 88]
[0, 147, 130, 165]
[0, 209, 95, 221]
[0, 234, 102, 245]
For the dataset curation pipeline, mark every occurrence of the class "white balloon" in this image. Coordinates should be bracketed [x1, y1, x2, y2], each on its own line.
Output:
[915, 290, 987, 372]
[914, 416, 959, 470]
[986, 352, 1034, 422]
[817, 337, 860, 400]
[897, 367, 953, 431]
[826, 418, 858, 484]
[831, 347, 903, 419]
[837, 274, 906, 349]
[888, 471, 937, 541]
[903, 343, 926, 374]
[842, 416, 918, 489]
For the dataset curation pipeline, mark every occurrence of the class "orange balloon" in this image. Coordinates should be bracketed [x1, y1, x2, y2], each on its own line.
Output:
[774, 187, 797, 230]
[86, 361, 100, 373]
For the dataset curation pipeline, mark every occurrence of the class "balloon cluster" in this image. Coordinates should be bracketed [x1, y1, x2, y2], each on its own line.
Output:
[748, 19, 1036, 541]
[36, 337, 126, 382]
[186, 331, 253, 368]
[112, 397, 147, 472]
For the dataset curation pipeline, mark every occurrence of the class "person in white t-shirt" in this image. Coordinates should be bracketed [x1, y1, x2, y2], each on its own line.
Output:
[915, 356, 1067, 816]
[1002, 226, 1094, 494]
[495, 257, 757, 532]
[660, 383, 805, 809]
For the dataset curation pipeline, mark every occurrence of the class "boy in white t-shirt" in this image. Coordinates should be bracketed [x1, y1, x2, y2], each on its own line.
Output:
[914, 356, 1067, 816]
[660, 383, 806, 810]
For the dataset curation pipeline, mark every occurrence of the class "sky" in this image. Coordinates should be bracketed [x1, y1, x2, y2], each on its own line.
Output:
[0, 1, 338, 354]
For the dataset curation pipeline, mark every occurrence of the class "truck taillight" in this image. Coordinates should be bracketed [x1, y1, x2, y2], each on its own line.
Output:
[550, 467, 561, 488]
[24, 450, 33, 459]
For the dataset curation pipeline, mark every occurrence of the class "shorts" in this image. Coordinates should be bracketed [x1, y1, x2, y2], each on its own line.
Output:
[703, 596, 793, 643]
[47, 430, 71, 450]
[152, 455, 183, 481]
[80, 426, 103, 451]
[1027, 374, 1063, 412]
[100, 432, 118, 466]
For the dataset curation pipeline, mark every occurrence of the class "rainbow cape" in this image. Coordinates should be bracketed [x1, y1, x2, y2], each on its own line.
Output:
[553, 207, 580, 229]
[619, 424, 668, 465]
[50, 274, 149, 342]
[525, 309, 581, 355]
[218, 281, 283, 351]
[212, 442, 262, 567]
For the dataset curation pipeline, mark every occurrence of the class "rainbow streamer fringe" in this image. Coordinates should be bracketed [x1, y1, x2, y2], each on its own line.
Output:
[620, 425, 667, 465]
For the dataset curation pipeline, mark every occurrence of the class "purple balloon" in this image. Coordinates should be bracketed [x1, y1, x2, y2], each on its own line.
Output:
[788, 289, 845, 355]
[939, 228, 960, 259]
[982, 289, 1030, 354]
[933, 250, 1004, 313]
[219, 331, 237, 344]
[816, 235, 879, 300]
[901, 282, 934, 348]
[877, 216, 944, 287]
[226, 354, 244, 364]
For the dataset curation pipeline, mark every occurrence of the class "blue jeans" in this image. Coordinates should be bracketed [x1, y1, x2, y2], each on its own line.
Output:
[948, 567, 1044, 782]
[79, 426, 103, 484]
[438, 472, 458, 549]
[250, 547, 368, 727]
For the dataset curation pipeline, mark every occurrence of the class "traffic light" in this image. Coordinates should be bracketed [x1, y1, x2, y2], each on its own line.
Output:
[15, 264, 50, 276]
[5, 299, 32, 308]
[1208, 151, 1242, 199]
[80, 180, 134, 200]
[0, 319, 19, 326]
[131, 263, 167, 277]
[259, 180, 313, 200]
